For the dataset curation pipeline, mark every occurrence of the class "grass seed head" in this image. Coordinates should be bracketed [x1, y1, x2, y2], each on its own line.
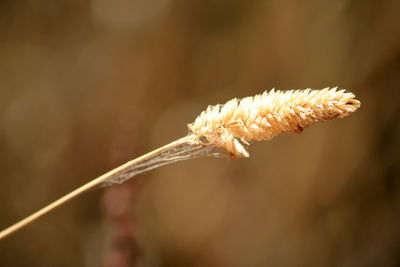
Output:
[188, 88, 361, 158]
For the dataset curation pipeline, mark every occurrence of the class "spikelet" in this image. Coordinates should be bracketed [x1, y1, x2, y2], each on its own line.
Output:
[188, 87, 361, 158]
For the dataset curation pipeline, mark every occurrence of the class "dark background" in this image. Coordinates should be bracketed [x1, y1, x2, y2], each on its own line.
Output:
[0, 0, 399, 266]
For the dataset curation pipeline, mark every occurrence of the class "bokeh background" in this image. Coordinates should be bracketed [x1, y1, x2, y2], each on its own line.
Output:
[0, 0, 399, 266]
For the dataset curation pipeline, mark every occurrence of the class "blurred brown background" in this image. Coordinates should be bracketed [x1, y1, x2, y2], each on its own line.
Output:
[0, 0, 399, 266]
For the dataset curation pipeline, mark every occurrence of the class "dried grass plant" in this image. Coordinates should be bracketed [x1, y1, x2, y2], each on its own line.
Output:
[0, 88, 360, 240]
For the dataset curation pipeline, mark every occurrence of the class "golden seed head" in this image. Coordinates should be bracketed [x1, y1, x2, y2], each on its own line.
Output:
[188, 88, 361, 158]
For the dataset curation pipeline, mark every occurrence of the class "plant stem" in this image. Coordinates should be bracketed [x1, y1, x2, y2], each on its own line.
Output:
[0, 137, 193, 240]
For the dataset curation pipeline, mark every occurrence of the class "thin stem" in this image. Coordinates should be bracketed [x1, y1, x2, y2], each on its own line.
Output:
[0, 136, 198, 240]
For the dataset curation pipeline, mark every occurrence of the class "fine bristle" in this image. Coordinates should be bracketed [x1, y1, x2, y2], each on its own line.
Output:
[187, 88, 361, 158]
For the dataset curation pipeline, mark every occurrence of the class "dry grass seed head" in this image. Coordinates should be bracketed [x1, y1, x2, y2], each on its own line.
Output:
[188, 88, 361, 158]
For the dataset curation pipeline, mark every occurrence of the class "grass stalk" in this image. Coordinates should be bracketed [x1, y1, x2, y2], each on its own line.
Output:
[0, 88, 360, 240]
[0, 137, 194, 240]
